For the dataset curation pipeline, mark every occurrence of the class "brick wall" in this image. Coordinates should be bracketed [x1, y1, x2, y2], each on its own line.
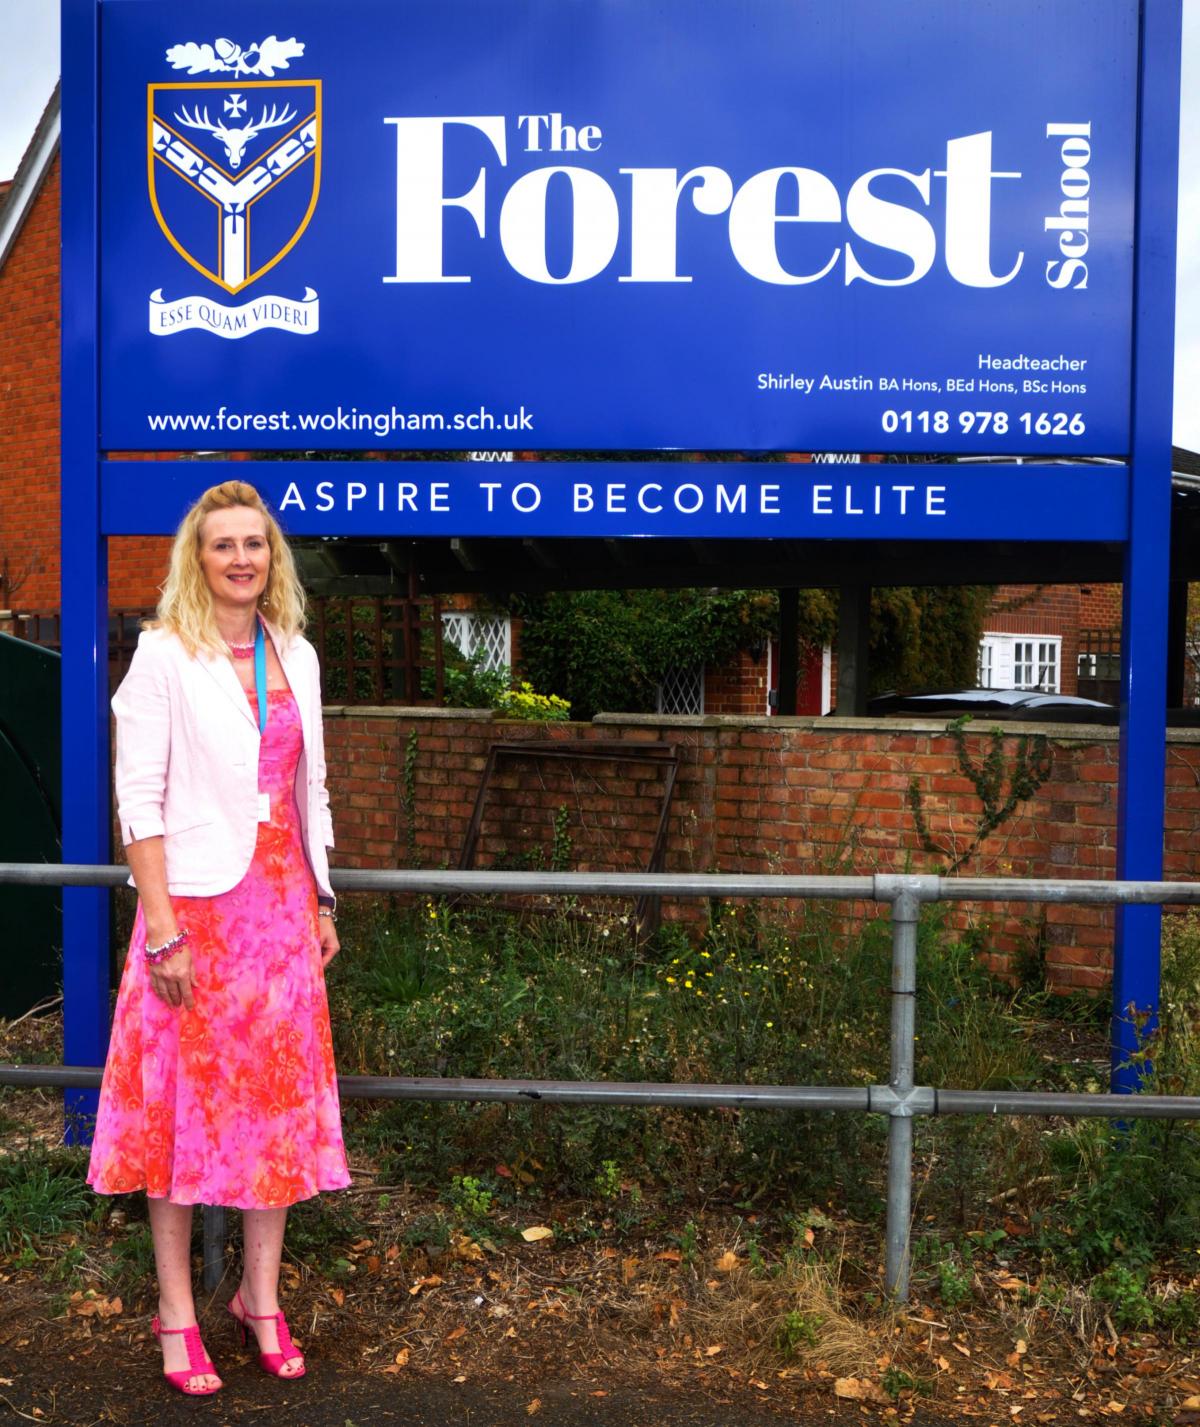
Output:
[0, 158, 61, 610]
[0, 156, 182, 613]
[1079, 584, 1123, 628]
[320, 707, 1200, 992]
[705, 648, 770, 716]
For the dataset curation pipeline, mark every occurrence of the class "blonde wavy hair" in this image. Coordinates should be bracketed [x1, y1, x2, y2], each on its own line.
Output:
[153, 481, 306, 654]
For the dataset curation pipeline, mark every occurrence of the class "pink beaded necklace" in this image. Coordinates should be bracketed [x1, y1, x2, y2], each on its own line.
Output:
[225, 618, 260, 660]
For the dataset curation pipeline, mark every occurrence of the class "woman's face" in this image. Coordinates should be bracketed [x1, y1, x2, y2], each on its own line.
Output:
[199, 506, 271, 619]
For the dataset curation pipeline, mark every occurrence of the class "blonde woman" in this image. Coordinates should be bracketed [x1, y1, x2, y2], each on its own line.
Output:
[87, 481, 349, 1394]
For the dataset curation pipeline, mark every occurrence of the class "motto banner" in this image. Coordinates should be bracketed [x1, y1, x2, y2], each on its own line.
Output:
[98, 0, 1137, 454]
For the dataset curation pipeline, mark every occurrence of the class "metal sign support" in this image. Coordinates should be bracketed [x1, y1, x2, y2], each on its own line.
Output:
[60, 0, 108, 1138]
[1111, 0, 1183, 1089]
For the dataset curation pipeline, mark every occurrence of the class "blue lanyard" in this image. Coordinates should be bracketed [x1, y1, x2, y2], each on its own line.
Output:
[253, 618, 268, 734]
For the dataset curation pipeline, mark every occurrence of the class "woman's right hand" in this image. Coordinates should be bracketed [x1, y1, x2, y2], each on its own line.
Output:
[146, 932, 197, 1010]
[128, 837, 193, 1010]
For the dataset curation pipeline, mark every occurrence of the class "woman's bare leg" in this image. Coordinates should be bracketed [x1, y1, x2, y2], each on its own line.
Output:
[148, 1197, 221, 1391]
[234, 1207, 304, 1376]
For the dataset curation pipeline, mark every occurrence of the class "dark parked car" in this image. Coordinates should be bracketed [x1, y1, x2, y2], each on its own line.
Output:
[866, 689, 1118, 723]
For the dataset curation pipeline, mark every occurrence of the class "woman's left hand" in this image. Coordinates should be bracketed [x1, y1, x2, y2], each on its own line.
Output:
[318, 914, 340, 968]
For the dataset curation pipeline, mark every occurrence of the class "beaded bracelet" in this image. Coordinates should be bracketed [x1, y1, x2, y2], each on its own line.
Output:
[145, 929, 189, 965]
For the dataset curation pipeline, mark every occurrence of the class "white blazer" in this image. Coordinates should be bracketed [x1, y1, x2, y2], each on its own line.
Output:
[112, 622, 335, 900]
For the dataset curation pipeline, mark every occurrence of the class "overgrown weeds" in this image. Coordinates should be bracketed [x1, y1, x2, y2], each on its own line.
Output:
[0, 1144, 94, 1253]
[332, 894, 1040, 1214]
[3, 897, 1200, 1391]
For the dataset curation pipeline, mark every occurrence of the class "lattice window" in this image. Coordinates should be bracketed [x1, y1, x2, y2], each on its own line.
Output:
[442, 611, 511, 671]
[656, 665, 704, 715]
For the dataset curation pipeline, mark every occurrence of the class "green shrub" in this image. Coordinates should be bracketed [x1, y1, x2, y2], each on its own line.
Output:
[441, 651, 512, 709]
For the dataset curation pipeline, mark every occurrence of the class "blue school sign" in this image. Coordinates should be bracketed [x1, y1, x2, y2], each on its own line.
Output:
[98, 0, 1138, 455]
[62, 0, 1181, 1122]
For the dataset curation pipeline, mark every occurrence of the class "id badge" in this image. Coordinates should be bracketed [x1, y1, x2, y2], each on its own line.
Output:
[258, 792, 271, 823]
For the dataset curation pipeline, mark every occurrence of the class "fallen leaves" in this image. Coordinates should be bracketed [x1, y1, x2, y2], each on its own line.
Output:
[451, 1231, 485, 1263]
[68, 1292, 122, 1319]
[409, 1274, 443, 1296]
[714, 1250, 740, 1273]
[520, 1226, 554, 1243]
[833, 1376, 889, 1404]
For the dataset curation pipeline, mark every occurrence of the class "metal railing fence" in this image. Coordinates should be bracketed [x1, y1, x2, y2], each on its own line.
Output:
[4, 862, 1200, 1301]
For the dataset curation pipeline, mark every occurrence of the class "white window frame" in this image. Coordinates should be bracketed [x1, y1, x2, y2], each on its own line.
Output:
[977, 632, 1061, 693]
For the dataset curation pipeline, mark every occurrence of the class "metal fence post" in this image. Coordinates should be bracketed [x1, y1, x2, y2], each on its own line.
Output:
[202, 1206, 226, 1293]
[884, 884, 923, 1300]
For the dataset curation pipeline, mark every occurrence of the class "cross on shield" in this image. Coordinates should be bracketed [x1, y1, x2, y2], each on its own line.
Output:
[148, 78, 321, 294]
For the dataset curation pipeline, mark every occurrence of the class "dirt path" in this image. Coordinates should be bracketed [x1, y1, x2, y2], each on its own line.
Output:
[0, 1341, 967, 1427]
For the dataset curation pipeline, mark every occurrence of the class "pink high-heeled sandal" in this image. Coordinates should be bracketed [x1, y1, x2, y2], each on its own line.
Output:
[151, 1316, 222, 1395]
[227, 1289, 307, 1378]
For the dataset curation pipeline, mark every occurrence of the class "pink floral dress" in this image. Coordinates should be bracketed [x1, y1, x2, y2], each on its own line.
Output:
[87, 688, 351, 1209]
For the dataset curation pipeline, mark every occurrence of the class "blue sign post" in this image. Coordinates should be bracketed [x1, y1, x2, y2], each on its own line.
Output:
[1111, 0, 1183, 1089]
[62, 0, 1182, 1115]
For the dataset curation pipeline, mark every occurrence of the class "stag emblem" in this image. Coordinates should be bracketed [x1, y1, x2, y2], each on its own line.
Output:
[173, 100, 298, 169]
[148, 71, 321, 295]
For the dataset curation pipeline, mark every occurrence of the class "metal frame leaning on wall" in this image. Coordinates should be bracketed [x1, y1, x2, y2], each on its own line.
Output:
[3, 863, 1200, 1302]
